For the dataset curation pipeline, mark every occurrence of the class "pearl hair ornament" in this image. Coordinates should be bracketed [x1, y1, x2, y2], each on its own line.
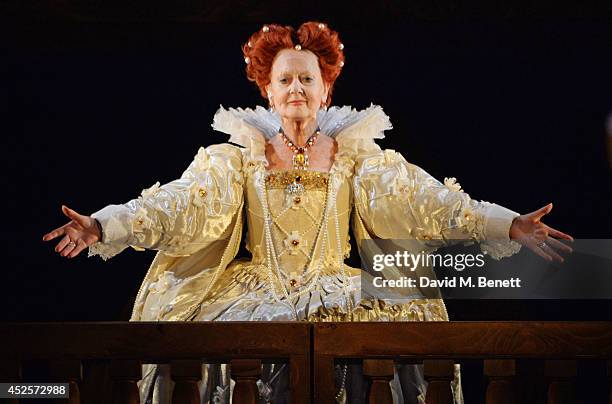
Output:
[246, 25, 345, 66]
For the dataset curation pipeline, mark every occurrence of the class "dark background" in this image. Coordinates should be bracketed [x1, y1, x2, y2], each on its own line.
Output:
[2, 1, 612, 323]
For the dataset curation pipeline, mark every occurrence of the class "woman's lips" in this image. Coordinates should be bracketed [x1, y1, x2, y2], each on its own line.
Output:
[288, 101, 305, 105]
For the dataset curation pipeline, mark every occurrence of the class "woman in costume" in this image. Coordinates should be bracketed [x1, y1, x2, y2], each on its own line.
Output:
[43, 22, 572, 404]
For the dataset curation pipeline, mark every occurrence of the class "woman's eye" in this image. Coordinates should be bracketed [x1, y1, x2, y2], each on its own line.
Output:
[302, 77, 313, 83]
[279, 78, 288, 84]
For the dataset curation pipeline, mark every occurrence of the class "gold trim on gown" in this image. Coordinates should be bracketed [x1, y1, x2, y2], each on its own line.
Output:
[88, 104, 523, 403]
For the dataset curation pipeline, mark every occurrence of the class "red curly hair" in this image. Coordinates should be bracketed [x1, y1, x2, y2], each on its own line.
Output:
[242, 22, 345, 107]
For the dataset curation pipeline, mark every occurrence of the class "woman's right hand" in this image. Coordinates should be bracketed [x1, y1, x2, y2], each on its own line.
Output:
[42, 205, 102, 258]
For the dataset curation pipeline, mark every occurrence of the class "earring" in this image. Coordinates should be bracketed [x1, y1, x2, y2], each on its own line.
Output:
[268, 92, 275, 111]
[321, 96, 328, 111]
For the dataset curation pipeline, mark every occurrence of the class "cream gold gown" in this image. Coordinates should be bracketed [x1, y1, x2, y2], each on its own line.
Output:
[88, 105, 522, 403]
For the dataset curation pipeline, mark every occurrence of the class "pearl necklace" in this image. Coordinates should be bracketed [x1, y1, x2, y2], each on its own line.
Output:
[254, 161, 354, 399]
[335, 364, 348, 403]
[255, 166, 335, 319]
[254, 161, 355, 317]
[331, 174, 354, 315]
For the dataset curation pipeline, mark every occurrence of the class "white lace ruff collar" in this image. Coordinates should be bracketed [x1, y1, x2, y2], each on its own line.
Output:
[211, 104, 393, 163]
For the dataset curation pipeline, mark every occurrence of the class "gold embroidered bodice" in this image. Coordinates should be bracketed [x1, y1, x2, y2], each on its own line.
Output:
[244, 168, 355, 295]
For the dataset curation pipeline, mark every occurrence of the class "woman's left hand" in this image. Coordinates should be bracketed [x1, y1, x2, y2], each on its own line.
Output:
[509, 203, 573, 262]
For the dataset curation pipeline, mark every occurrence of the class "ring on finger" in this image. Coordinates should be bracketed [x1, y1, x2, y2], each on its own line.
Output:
[537, 241, 547, 249]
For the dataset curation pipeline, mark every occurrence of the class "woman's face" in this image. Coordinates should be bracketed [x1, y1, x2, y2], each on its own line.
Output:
[267, 49, 329, 122]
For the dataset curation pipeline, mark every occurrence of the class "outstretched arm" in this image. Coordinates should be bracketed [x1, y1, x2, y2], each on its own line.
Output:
[42, 144, 244, 260]
[353, 148, 572, 261]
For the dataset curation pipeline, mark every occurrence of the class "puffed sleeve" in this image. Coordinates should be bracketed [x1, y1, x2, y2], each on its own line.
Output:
[87, 143, 244, 260]
[353, 147, 522, 260]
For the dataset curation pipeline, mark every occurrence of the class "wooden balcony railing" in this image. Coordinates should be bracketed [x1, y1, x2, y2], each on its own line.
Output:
[313, 321, 612, 404]
[1, 322, 612, 403]
[0, 322, 310, 404]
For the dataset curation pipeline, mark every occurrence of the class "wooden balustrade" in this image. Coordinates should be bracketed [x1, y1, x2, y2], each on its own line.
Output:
[363, 359, 394, 404]
[109, 359, 140, 404]
[0, 322, 309, 404]
[313, 322, 612, 404]
[170, 359, 202, 404]
[0, 322, 611, 403]
[423, 360, 455, 404]
[49, 359, 81, 404]
[230, 359, 263, 404]
[484, 359, 517, 404]
[545, 360, 577, 404]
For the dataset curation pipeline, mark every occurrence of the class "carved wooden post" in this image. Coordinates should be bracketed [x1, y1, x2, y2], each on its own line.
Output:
[485, 359, 518, 404]
[363, 359, 394, 404]
[170, 360, 201, 404]
[289, 354, 310, 404]
[424, 360, 454, 404]
[0, 360, 21, 404]
[545, 360, 576, 404]
[110, 359, 141, 404]
[80, 360, 113, 404]
[230, 359, 261, 404]
[49, 360, 82, 404]
[314, 354, 335, 404]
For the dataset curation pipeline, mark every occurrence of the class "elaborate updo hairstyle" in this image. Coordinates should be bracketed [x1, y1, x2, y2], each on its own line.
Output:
[242, 22, 345, 107]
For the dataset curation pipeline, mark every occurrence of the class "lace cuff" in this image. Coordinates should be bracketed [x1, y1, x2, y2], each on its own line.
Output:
[86, 204, 135, 261]
[87, 242, 128, 261]
[480, 239, 522, 260]
[480, 203, 522, 260]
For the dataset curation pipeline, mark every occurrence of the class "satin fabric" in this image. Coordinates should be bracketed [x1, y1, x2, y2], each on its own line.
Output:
[137, 159, 456, 404]
[88, 105, 522, 403]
